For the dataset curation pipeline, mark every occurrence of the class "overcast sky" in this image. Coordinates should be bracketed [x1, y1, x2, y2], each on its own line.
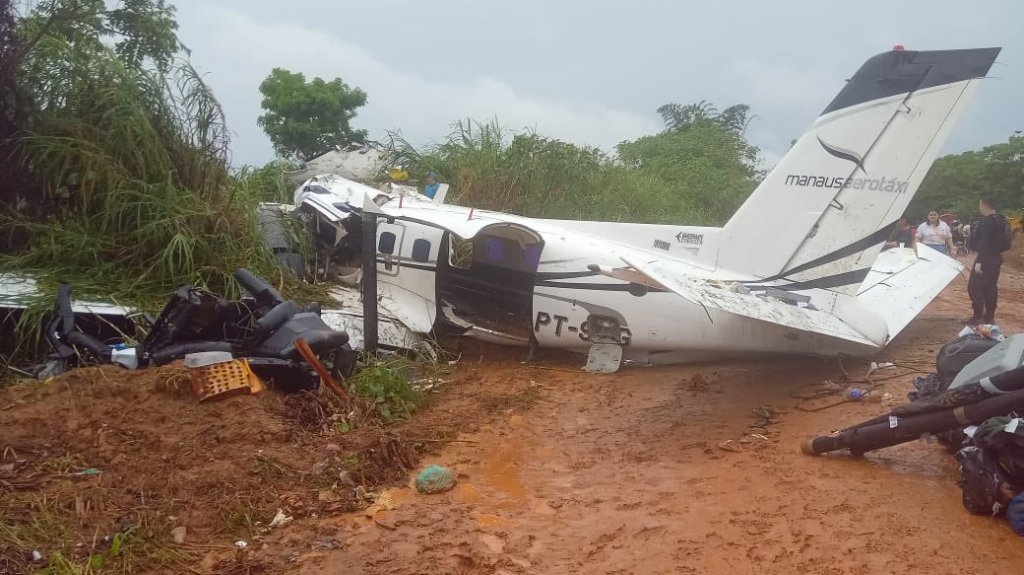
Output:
[171, 0, 1021, 169]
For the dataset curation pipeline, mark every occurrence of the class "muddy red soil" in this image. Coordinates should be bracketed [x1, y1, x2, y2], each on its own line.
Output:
[3, 257, 1023, 574]
[285, 262, 1024, 575]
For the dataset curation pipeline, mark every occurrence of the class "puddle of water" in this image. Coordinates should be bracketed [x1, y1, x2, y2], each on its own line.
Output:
[477, 442, 529, 502]
[454, 482, 482, 504]
[450, 421, 537, 525]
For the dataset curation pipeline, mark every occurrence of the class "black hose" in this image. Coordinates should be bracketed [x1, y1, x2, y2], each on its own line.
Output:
[803, 387, 1024, 456]
[234, 268, 284, 308]
[148, 341, 234, 366]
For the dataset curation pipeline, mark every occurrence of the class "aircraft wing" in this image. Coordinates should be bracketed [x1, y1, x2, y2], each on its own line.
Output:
[619, 256, 886, 347]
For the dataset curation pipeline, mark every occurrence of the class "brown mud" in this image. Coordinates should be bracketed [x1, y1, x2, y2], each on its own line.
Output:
[290, 260, 1024, 575]
[2, 260, 1024, 574]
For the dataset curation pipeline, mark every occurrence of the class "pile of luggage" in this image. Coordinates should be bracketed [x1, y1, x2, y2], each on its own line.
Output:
[804, 327, 1024, 534]
[935, 331, 1024, 532]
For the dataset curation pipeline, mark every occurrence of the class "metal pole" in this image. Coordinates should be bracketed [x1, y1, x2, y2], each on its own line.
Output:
[361, 210, 378, 354]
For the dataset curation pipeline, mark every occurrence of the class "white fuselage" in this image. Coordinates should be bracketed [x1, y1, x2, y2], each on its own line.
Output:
[369, 201, 885, 365]
[296, 47, 1000, 365]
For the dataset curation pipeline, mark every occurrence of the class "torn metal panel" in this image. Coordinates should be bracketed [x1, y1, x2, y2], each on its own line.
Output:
[287, 144, 387, 185]
[584, 344, 623, 373]
[320, 287, 426, 351]
[0, 274, 132, 316]
[0, 273, 425, 357]
[620, 256, 882, 347]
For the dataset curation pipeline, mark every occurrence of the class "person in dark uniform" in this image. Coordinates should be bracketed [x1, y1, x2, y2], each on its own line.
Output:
[966, 197, 1005, 325]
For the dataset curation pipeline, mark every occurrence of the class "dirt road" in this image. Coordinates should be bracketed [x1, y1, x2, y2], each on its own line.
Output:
[287, 265, 1024, 575]
[4, 260, 1023, 574]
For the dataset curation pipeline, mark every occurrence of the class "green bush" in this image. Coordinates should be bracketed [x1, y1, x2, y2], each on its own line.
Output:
[347, 358, 424, 423]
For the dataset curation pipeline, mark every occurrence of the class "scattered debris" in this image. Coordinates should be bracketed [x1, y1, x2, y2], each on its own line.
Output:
[717, 440, 741, 453]
[34, 268, 357, 392]
[365, 490, 400, 515]
[318, 490, 342, 503]
[1009, 493, 1024, 536]
[171, 526, 187, 545]
[682, 372, 721, 394]
[752, 405, 780, 428]
[414, 464, 457, 494]
[338, 470, 356, 487]
[374, 518, 398, 531]
[804, 327, 1024, 533]
[185, 351, 265, 402]
[268, 509, 293, 528]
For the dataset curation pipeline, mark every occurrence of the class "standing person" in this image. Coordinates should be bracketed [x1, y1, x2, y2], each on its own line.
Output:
[422, 171, 441, 200]
[966, 197, 1010, 325]
[916, 210, 955, 255]
[885, 215, 918, 257]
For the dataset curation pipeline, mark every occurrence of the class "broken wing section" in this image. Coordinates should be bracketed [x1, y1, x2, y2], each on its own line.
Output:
[856, 246, 963, 341]
[620, 256, 885, 348]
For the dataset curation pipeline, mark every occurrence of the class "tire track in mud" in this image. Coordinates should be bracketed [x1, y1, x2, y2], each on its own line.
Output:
[291, 267, 1024, 575]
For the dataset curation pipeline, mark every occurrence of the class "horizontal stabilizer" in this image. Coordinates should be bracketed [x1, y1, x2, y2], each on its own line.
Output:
[856, 246, 964, 340]
[620, 256, 885, 347]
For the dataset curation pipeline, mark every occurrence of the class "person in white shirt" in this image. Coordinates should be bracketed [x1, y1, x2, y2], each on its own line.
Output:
[916, 210, 955, 255]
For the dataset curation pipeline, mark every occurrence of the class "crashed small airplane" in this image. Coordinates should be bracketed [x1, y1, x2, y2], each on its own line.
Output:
[295, 46, 1002, 369]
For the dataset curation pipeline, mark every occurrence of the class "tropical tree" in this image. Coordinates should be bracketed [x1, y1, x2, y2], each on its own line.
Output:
[911, 132, 1024, 221]
[387, 100, 765, 226]
[616, 100, 763, 224]
[656, 100, 755, 135]
[0, 0, 28, 215]
[1, 0, 182, 213]
[257, 68, 368, 161]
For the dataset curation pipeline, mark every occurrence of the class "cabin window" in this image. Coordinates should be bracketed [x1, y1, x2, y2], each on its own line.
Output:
[524, 244, 542, 268]
[412, 239, 431, 263]
[486, 237, 506, 264]
[378, 231, 397, 255]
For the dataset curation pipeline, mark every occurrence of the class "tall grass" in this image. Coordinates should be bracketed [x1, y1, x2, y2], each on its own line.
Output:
[231, 159, 299, 205]
[385, 118, 759, 226]
[2, 58, 279, 302]
[0, 44, 325, 363]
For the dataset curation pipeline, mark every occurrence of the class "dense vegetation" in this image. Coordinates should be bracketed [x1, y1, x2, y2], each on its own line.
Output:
[0, 0, 311, 310]
[0, 0, 1020, 314]
[908, 132, 1024, 222]
[385, 101, 763, 226]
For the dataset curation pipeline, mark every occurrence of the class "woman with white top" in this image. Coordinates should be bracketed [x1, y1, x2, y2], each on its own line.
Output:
[916, 210, 955, 255]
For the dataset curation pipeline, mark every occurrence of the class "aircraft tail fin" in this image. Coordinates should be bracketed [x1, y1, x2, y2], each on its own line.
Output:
[718, 47, 1000, 296]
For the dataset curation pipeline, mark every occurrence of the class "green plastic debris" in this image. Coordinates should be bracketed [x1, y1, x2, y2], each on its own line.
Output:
[414, 464, 456, 494]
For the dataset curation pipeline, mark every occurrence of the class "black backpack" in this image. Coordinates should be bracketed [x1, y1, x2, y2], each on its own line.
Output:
[995, 214, 1013, 252]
